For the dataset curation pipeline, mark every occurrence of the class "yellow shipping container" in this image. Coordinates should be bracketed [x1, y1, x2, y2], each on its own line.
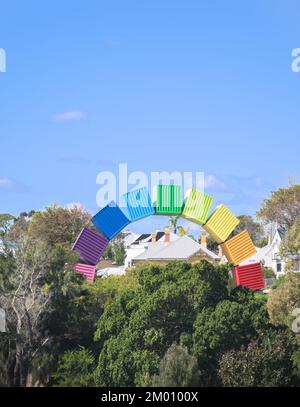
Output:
[203, 204, 240, 244]
[221, 230, 257, 265]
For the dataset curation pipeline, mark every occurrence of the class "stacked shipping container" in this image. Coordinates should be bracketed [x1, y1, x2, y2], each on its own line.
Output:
[72, 227, 109, 266]
[203, 204, 240, 244]
[153, 184, 183, 216]
[92, 201, 130, 240]
[221, 230, 257, 265]
[181, 189, 213, 225]
[233, 262, 265, 291]
[121, 187, 155, 222]
[71, 185, 260, 286]
[74, 263, 97, 282]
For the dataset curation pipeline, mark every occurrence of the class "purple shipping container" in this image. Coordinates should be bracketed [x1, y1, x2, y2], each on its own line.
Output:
[72, 227, 109, 266]
[74, 263, 97, 282]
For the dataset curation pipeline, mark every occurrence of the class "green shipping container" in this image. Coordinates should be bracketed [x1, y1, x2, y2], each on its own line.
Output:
[181, 189, 213, 225]
[153, 185, 183, 215]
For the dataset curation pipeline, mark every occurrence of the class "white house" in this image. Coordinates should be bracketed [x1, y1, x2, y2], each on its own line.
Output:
[0, 238, 16, 254]
[123, 230, 179, 269]
[241, 224, 300, 277]
[132, 234, 220, 265]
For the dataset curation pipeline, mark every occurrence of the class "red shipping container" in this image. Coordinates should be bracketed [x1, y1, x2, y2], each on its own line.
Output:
[233, 262, 265, 291]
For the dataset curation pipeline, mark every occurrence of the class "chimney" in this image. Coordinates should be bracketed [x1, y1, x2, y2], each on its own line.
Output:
[151, 231, 157, 243]
[200, 230, 207, 249]
[218, 245, 223, 258]
[164, 228, 171, 245]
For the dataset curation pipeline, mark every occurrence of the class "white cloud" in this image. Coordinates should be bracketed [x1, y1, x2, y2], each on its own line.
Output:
[51, 111, 87, 123]
[64, 202, 85, 210]
[0, 177, 14, 188]
[204, 175, 227, 191]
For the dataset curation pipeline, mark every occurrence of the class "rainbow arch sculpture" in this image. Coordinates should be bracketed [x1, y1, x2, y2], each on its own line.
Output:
[72, 185, 264, 291]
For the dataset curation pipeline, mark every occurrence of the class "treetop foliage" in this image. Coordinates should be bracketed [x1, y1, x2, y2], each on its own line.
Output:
[257, 184, 300, 229]
[0, 196, 300, 387]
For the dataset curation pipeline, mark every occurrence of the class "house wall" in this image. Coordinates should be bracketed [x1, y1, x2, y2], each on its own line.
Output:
[269, 231, 285, 276]
[125, 244, 149, 269]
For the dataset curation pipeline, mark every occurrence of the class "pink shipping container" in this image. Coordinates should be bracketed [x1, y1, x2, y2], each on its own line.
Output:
[74, 263, 97, 282]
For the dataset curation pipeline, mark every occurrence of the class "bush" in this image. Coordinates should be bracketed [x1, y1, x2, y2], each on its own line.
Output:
[53, 347, 96, 387]
[218, 333, 298, 387]
[149, 344, 199, 387]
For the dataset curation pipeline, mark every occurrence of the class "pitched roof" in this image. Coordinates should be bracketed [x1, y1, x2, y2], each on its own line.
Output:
[132, 233, 151, 243]
[134, 235, 220, 261]
[278, 227, 286, 240]
[130, 231, 178, 245]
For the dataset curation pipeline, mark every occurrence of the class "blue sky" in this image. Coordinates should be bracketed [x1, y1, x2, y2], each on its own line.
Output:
[0, 0, 300, 233]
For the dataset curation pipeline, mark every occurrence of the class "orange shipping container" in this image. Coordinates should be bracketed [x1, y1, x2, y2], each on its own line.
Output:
[221, 230, 256, 265]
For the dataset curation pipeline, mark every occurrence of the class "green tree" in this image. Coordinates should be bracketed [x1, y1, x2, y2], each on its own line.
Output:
[167, 217, 196, 239]
[27, 204, 91, 247]
[0, 213, 15, 237]
[0, 237, 53, 386]
[263, 267, 276, 279]
[94, 261, 230, 387]
[6, 211, 35, 242]
[218, 333, 298, 387]
[1, 205, 134, 387]
[111, 235, 126, 265]
[168, 216, 180, 234]
[102, 234, 126, 265]
[267, 272, 300, 328]
[53, 347, 96, 387]
[280, 218, 300, 271]
[0, 246, 15, 292]
[177, 225, 190, 237]
[149, 344, 199, 387]
[192, 287, 270, 385]
[257, 184, 300, 229]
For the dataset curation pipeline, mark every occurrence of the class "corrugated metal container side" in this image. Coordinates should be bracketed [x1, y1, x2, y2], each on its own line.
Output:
[72, 227, 109, 266]
[121, 187, 155, 222]
[233, 262, 264, 291]
[221, 230, 257, 265]
[203, 204, 240, 244]
[181, 189, 213, 225]
[153, 184, 183, 215]
[92, 201, 130, 240]
[74, 263, 97, 282]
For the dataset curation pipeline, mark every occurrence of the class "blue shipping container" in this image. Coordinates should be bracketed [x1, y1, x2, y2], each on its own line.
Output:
[92, 201, 130, 240]
[121, 187, 155, 222]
